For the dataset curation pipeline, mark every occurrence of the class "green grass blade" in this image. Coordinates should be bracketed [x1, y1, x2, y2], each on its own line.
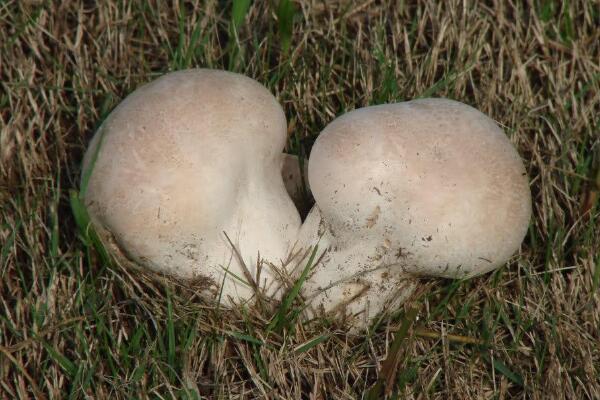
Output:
[42, 341, 77, 377]
[80, 126, 106, 198]
[276, 0, 295, 53]
[367, 307, 418, 399]
[232, 0, 251, 30]
[217, 264, 252, 288]
[1, 221, 20, 274]
[49, 175, 60, 262]
[184, 22, 204, 68]
[226, 330, 264, 346]
[69, 190, 111, 265]
[294, 334, 329, 354]
[418, 62, 476, 99]
[268, 245, 320, 333]
[592, 255, 599, 292]
[167, 292, 176, 375]
[131, 363, 146, 383]
[482, 354, 524, 387]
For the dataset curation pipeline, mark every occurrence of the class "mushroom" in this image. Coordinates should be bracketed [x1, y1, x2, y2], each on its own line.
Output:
[281, 153, 311, 216]
[299, 98, 531, 326]
[82, 69, 301, 302]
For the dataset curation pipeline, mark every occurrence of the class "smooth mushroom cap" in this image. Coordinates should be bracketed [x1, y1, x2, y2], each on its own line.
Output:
[300, 98, 531, 322]
[82, 69, 301, 301]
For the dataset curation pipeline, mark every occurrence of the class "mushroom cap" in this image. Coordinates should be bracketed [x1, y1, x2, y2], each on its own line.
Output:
[307, 98, 531, 279]
[82, 69, 301, 300]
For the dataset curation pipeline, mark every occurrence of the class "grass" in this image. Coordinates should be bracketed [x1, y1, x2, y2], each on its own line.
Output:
[1, 0, 599, 398]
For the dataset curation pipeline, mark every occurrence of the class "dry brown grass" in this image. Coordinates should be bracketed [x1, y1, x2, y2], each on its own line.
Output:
[1, 1, 599, 399]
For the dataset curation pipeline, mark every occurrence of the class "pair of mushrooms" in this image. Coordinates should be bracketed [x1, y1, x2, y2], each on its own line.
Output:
[82, 69, 531, 327]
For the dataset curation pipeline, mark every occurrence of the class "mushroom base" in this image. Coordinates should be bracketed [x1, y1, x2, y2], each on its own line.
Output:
[297, 206, 420, 329]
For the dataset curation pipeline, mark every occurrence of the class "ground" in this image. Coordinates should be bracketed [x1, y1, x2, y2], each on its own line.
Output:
[1, 1, 599, 399]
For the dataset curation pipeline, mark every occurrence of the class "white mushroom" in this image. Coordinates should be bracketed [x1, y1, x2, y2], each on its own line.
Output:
[281, 153, 311, 214]
[82, 69, 301, 302]
[299, 98, 531, 326]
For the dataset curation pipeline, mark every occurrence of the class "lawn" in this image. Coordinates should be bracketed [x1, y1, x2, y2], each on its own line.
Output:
[1, 1, 599, 399]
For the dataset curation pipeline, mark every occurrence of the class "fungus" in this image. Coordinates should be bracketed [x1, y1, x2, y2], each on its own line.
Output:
[81, 69, 301, 302]
[299, 98, 531, 326]
[281, 153, 311, 216]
